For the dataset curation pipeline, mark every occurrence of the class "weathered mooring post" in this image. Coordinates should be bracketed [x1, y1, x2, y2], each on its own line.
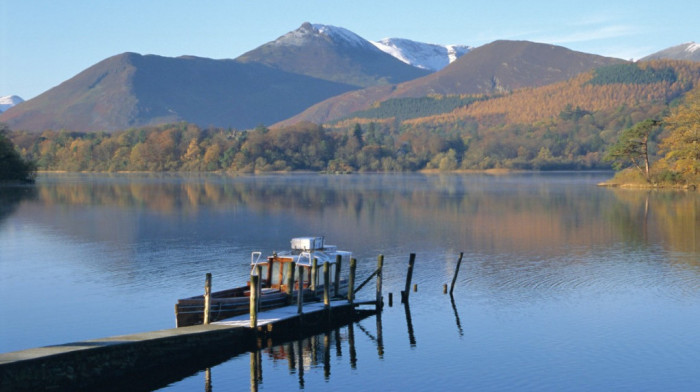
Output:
[285, 261, 296, 305]
[255, 264, 263, 316]
[449, 252, 464, 295]
[323, 261, 331, 308]
[297, 264, 304, 314]
[334, 254, 342, 297]
[204, 273, 212, 325]
[401, 253, 416, 303]
[250, 274, 259, 328]
[311, 258, 318, 294]
[348, 258, 356, 304]
[376, 254, 384, 310]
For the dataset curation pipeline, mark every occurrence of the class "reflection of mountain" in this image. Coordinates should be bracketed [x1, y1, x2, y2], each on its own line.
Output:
[25, 174, 698, 258]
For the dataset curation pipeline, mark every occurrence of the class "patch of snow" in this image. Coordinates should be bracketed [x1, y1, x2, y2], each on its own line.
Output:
[0, 95, 24, 113]
[685, 42, 700, 53]
[371, 38, 470, 71]
[312, 24, 375, 49]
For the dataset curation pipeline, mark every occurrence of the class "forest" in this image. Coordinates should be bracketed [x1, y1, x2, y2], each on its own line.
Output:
[5, 60, 699, 186]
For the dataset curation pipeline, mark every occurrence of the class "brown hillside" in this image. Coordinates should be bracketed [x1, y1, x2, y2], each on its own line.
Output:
[276, 40, 626, 126]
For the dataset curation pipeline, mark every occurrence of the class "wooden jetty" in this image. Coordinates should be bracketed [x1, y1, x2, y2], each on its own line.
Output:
[0, 300, 376, 392]
[0, 251, 385, 392]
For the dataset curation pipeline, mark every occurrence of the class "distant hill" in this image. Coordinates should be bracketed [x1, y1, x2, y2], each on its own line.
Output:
[0, 52, 357, 132]
[0, 95, 23, 113]
[1, 23, 440, 133]
[641, 42, 700, 61]
[235, 23, 431, 87]
[276, 40, 626, 126]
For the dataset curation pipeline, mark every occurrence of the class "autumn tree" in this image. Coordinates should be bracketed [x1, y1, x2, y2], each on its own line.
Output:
[657, 87, 700, 183]
[604, 119, 660, 182]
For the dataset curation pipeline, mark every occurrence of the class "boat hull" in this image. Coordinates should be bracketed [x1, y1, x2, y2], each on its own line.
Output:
[175, 282, 348, 327]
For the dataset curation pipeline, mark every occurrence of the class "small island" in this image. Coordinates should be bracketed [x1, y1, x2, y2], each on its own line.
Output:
[599, 88, 699, 190]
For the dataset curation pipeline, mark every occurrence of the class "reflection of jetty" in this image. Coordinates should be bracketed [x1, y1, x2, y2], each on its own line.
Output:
[0, 244, 384, 391]
[0, 301, 377, 391]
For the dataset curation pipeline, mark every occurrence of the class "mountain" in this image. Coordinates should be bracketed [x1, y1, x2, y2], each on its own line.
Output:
[235, 23, 431, 87]
[0, 95, 23, 113]
[276, 40, 626, 126]
[641, 42, 700, 61]
[0, 53, 357, 132]
[371, 38, 471, 71]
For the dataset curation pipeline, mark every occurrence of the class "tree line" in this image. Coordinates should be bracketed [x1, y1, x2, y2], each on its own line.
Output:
[4, 61, 698, 185]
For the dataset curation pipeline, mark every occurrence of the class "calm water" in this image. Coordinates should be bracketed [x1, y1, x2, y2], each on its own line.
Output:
[1, 172, 698, 391]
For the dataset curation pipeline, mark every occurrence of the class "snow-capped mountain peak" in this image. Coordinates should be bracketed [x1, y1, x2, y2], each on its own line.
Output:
[684, 42, 700, 53]
[0, 95, 24, 113]
[311, 23, 375, 49]
[641, 42, 700, 62]
[273, 22, 378, 51]
[371, 38, 471, 71]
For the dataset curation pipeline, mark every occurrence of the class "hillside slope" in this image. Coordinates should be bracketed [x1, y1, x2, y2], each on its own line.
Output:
[0, 53, 357, 132]
[276, 40, 626, 126]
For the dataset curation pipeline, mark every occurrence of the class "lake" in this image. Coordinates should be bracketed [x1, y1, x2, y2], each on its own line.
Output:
[1, 172, 698, 391]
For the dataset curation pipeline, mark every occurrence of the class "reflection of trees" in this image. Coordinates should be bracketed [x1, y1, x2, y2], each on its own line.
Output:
[607, 189, 699, 256]
[33, 174, 698, 255]
[0, 185, 37, 224]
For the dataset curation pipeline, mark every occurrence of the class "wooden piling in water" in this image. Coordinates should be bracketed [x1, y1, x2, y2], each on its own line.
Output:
[297, 264, 304, 314]
[449, 252, 464, 296]
[323, 261, 330, 307]
[404, 253, 416, 302]
[311, 258, 318, 294]
[285, 261, 296, 304]
[376, 255, 384, 310]
[255, 265, 263, 316]
[348, 258, 356, 304]
[203, 273, 212, 325]
[250, 274, 259, 328]
[334, 254, 342, 297]
[443, 283, 448, 294]
[388, 292, 393, 307]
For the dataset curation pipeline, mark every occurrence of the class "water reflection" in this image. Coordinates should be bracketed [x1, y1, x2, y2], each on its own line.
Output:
[0, 184, 36, 224]
[403, 302, 417, 347]
[24, 173, 698, 261]
[450, 295, 464, 337]
[240, 314, 381, 391]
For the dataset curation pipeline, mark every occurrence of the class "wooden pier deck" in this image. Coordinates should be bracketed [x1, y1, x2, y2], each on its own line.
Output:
[0, 299, 375, 392]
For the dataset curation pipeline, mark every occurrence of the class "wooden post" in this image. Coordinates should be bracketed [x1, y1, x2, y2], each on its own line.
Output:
[323, 261, 330, 307]
[388, 292, 393, 307]
[203, 273, 212, 325]
[311, 258, 318, 294]
[256, 264, 263, 315]
[266, 258, 273, 287]
[401, 253, 416, 303]
[443, 283, 448, 294]
[334, 254, 342, 297]
[376, 254, 384, 311]
[285, 261, 296, 304]
[297, 264, 304, 314]
[413, 284, 417, 292]
[348, 258, 356, 304]
[250, 274, 259, 328]
[449, 252, 464, 295]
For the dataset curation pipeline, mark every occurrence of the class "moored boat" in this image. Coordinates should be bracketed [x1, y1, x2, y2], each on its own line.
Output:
[175, 237, 352, 327]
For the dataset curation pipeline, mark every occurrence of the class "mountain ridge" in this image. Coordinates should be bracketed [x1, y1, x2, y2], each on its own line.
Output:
[276, 40, 626, 126]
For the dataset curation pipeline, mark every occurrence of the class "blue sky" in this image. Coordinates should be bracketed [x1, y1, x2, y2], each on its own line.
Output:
[2, 0, 697, 99]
